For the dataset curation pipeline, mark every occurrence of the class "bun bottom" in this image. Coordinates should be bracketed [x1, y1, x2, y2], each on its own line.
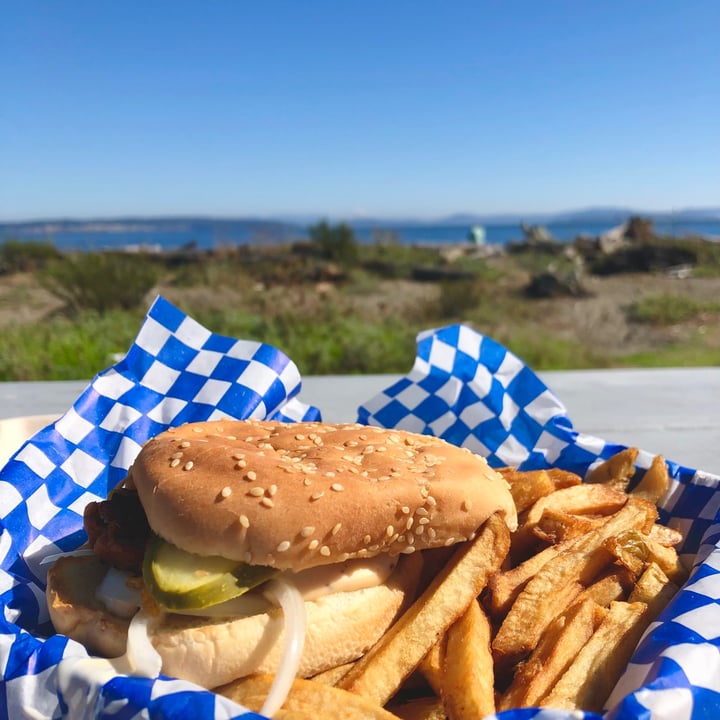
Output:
[47, 553, 423, 688]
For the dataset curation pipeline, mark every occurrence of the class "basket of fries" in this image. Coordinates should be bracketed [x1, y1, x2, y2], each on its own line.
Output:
[1, 297, 718, 720]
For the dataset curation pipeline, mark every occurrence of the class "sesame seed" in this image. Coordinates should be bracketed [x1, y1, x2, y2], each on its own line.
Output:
[415, 525, 425, 535]
[170, 458, 181, 468]
[426, 496, 437, 507]
[386, 525, 395, 537]
[221, 486, 232, 498]
[276, 541, 291, 552]
[401, 546, 416, 554]
[325, 471, 336, 478]
[234, 460, 247, 469]
[192, 427, 203, 433]
[405, 517, 414, 530]
[301, 526, 315, 537]
[308, 539, 319, 550]
[444, 537, 456, 546]
[330, 483, 345, 492]
[320, 546, 331, 556]
[416, 507, 429, 516]
[261, 497, 274, 508]
[171, 452, 183, 459]
[401, 506, 410, 514]
[363, 534, 372, 545]
[239, 515, 250, 528]
[295, 433, 305, 440]
[249, 487, 264, 497]
[332, 522, 342, 535]
[462, 500, 472, 511]
[303, 477, 312, 486]
[183, 461, 194, 471]
[310, 491, 324, 501]
[180, 441, 191, 448]
[418, 517, 430, 525]
[246, 470, 257, 481]
[268, 484, 277, 496]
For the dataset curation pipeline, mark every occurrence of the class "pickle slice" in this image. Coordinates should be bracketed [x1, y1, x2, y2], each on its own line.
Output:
[143, 535, 277, 610]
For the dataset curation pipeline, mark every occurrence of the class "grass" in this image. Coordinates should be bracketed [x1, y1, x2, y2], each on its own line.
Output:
[627, 293, 720, 325]
[616, 339, 720, 367]
[0, 310, 146, 381]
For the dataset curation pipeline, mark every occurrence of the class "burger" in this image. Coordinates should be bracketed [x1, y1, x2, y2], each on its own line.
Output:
[46, 419, 517, 711]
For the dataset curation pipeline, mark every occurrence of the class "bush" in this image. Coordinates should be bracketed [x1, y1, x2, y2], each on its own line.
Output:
[0, 239, 60, 273]
[40, 251, 161, 313]
[308, 221, 359, 266]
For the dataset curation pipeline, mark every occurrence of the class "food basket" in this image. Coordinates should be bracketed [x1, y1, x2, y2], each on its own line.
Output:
[1, 296, 718, 719]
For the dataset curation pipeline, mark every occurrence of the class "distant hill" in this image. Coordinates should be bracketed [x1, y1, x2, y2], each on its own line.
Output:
[2, 207, 719, 241]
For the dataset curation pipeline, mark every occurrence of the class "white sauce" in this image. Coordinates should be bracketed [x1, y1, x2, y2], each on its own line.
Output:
[95, 555, 398, 617]
[280, 555, 398, 601]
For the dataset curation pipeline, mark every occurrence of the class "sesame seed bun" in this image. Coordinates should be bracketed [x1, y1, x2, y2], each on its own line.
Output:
[130, 419, 517, 571]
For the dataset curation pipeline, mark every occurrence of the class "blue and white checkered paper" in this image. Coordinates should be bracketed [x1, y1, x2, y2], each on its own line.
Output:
[1, 309, 719, 719]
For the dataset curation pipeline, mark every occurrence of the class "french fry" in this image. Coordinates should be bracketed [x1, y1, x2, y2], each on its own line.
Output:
[604, 529, 689, 585]
[418, 640, 445, 697]
[215, 673, 404, 719]
[310, 662, 356, 686]
[631, 454, 670, 504]
[648, 522, 683, 547]
[499, 468, 556, 513]
[492, 498, 654, 665]
[337, 513, 510, 706]
[441, 598, 495, 720]
[546, 467, 583, 489]
[533, 507, 608, 545]
[539, 601, 648, 713]
[585, 448, 639, 490]
[498, 597, 601, 710]
[574, 567, 636, 607]
[512, 484, 629, 558]
[487, 538, 575, 617]
[628, 562, 679, 617]
[387, 696, 447, 720]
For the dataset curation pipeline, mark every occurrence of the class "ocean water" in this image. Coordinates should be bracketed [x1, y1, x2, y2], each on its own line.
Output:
[3, 220, 720, 252]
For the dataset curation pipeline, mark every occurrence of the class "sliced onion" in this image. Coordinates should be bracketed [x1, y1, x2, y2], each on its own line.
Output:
[97, 567, 142, 618]
[260, 578, 307, 718]
[126, 608, 163, 678]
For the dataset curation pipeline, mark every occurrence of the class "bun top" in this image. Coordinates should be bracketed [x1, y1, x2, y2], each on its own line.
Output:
[130, 420, 517, 571]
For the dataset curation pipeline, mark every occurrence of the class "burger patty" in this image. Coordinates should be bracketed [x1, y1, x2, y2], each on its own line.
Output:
[84, 488, 151, 574]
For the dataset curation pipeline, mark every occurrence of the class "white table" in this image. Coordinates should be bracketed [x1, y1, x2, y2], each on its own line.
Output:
[1, 368, 718, 475]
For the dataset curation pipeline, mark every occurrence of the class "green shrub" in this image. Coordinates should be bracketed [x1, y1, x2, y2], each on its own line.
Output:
[40, 251, 161, 313]
[437, 277, 485, 319]
[0, 239, 60, 273]
[308, 221, 359, 267]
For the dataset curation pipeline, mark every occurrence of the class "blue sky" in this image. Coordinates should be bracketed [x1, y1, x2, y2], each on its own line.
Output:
[2, 1, 718, 221]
